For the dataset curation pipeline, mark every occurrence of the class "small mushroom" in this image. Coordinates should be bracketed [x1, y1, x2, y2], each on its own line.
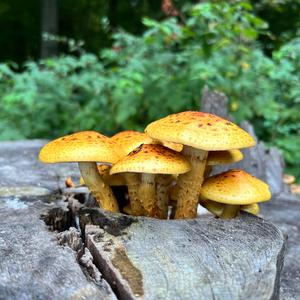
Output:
[291, 184, 300, 195]
[110, 144, 190, 218]
[145, 111, 255, 218]
[199, 169, 271, 219]
[65, 177, 76, 188]
[39, 131, 120, 212]
[111, 130, 155, 215]
[283, 174, 295, 185]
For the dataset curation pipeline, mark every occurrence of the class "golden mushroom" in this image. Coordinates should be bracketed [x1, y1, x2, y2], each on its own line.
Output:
[145, 111, 255, 219]
[200, 169, 271, 219]
[110, 144, 190, 218]
[111, 130, 155, 216]
[283, 174, 295, 185]
[39, 131, 120, 212]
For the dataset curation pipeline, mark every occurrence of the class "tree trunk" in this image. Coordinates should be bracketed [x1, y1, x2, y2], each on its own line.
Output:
[41, 0, 58, 58]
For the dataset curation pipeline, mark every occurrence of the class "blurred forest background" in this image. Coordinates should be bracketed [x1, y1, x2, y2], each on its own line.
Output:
[0, 0, 299, 180]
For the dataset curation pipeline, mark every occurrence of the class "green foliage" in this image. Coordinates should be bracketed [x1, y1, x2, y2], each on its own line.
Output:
[0, 1, 299, 178]
[254, 0, 300, 53]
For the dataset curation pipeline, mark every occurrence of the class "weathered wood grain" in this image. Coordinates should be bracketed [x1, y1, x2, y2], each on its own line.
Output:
[0, 195, 116, 300]
[201, 85, 229, 118]
[0, 140, 80, 195]
[81, 208, 285, 300]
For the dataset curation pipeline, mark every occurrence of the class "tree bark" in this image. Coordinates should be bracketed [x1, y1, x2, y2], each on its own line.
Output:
[41, 0, 58, 58]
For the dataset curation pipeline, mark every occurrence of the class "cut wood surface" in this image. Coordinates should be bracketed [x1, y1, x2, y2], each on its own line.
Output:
[0, 140, 79, 195]
[81, 209, 285, 300]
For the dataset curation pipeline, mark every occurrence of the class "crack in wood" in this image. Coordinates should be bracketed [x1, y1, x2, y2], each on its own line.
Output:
[78, 207, 137, 237]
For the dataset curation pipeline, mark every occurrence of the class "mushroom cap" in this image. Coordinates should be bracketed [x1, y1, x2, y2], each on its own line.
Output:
[111, 130, 154, 157]
[39, 131, 120, 164]
[200, 169, 271, 205]
[207, 149, 243, 166]
[283, 174, 295, 185]
[110, 144, 191, 175]
[291, 184, 300, 195]
[145, 111, 255, 151]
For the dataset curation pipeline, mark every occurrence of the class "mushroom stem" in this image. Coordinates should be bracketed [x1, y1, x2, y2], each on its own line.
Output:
[124, 173, 145, 216]
[241, 203, 260, 215]
[168, 184, 177, 219]
[220, 204, 239, 219]
[200, 198, 224, 217]
[78, 162, 119, 212]
[156, 174, 173, 219]
[138, 173, 156, 217]
[174, 146, 208, 219]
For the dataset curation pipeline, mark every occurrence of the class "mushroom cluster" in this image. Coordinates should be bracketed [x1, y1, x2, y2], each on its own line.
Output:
[39, 111, 271, 219]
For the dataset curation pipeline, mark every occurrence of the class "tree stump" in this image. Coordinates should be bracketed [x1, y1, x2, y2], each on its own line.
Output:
[0, 138, 298, 300]
[79, 208, 285, 300]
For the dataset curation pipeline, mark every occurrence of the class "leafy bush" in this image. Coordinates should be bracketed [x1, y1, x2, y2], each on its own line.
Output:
[0, 1, 299, 178]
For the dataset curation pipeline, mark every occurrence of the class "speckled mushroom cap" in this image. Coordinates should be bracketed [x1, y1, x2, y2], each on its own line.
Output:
[200, 169, 271, 205]
[39, 131, 120, 164]
[207, 149, 243, 166]
[111, 130, 154, 157]
[145, 111, 255, 151]
[110, 144, 191, 175]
